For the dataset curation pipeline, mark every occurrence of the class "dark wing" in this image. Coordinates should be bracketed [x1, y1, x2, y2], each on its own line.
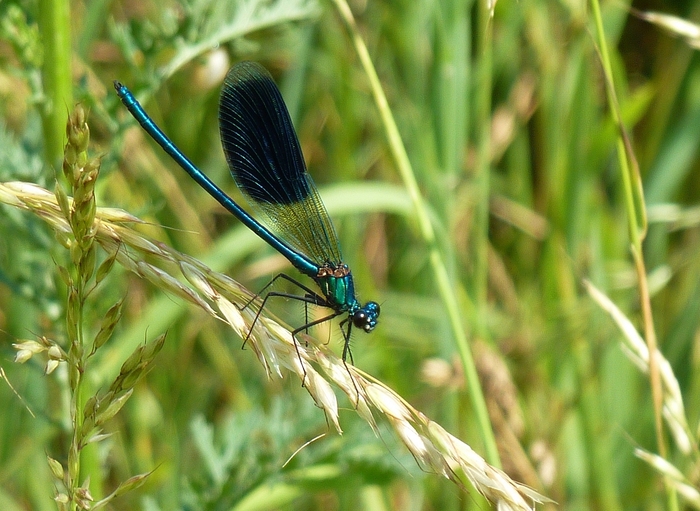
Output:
[218, 61, 342, 266]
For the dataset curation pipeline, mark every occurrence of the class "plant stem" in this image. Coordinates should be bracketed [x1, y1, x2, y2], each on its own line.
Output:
[473, 0, 493, 345]
[590, 0, 676, 508]
[330, 0, 500, 468]
[38, 0, 73, 168]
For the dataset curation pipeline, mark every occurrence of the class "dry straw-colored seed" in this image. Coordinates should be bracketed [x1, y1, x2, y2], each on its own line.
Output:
[635, 449, 700, 507]
[13, 340, 45, 363]
[585, 280, 692, 454]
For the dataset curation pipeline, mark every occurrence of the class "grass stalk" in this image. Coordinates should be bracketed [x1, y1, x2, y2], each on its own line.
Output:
[60, 105, 102, 509]
[329, 0, 500, 467]
[38, 0, 72, 167]
[472, 0, 494, 355]
[589, 0, 677, 508]
[9, 107, 163, 510]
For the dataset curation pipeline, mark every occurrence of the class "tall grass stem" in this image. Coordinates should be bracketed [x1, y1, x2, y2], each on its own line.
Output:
[330, 0, 500, 467]
[590, 0, 675, 507]
[38, 0, 72, 167]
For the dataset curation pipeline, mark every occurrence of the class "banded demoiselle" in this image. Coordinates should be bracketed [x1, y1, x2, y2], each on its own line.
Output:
[114, 61, 380, 364]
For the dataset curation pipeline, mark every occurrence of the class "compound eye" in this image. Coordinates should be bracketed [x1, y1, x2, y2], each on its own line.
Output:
[352, 311, 367, 328]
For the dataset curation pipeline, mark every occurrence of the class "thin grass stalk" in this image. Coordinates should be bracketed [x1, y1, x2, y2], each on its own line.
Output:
[38, 0, 72, 167]
[329, 0, 501, 468]
[8, 173, 164, 509]
[472, 0, 495, 451]
[590, 0, 662, 454]
[60, 105, 105, 508]
[9, 107, 166, 509]
[590, 0, 676, 507]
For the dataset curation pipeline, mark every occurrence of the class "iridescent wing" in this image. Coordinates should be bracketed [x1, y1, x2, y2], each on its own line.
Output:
[218, 61, 342, 267]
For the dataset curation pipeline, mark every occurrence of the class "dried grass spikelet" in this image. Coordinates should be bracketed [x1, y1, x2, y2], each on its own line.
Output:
[584, 280, 694, 455]
[0, 180, 551, 510]
[630, 8, 700, 49]
[634, 449, 700, 507]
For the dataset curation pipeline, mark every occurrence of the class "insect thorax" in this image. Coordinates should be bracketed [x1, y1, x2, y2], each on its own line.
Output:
[315, 263, 358, 312]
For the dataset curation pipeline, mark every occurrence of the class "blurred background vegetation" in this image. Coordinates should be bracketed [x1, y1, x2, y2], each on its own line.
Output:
[1, 0, 700, 509]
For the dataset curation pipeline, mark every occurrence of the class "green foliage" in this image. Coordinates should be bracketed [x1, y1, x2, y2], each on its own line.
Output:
[178, 398, 415, 510]
[2, 0, 700, 509]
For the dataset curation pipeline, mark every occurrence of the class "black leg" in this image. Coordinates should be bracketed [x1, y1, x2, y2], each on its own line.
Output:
[291, 310, 344, 338]
[289, 310, 345, 386]
[242, 273, 322, 311]
[338, 317, 360, 401]
[338, 317, 354, 364]
[240, 272, 354, 388]
[242, 272, 328, 348]
[243, 288, 327, 346]
[240, 276, 337, 387]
